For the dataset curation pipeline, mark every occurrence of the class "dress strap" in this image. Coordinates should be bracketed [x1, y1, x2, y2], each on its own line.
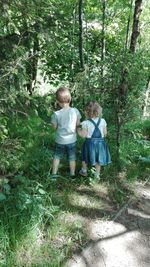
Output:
[88, 118, 102, 139]
[88, 118, 101, 128]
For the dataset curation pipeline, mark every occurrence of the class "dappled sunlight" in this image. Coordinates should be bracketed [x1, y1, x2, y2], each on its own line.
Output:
[78, 183, 109, 196]
[77, 183, 111, 203]
[85, 220, 127, 241]
[65, 183, 114, 220]
[65, 221, 150, 267]
[128, 207, 150, 219]
[126, 231, 150, 266]
[134, 182, 150, 199]
[58, 211, 87, 226]
[92, 230, 149, 267]
[68, 192, 112, 212]
[65, 182, 150, 267]
[0, 0, 150, 265]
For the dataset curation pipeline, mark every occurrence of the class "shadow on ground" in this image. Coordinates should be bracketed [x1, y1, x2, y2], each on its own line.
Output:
[60, 180, 150, 267]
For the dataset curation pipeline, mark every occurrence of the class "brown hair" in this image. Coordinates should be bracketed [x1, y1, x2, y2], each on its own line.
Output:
[56, 87, 71, 103]
[85, 101, 102, 119]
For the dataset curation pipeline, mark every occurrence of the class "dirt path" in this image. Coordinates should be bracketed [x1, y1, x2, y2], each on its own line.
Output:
[65, 181, 150, 267]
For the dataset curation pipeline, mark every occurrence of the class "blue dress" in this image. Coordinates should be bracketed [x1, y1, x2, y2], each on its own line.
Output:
[81, 118, 111, 166]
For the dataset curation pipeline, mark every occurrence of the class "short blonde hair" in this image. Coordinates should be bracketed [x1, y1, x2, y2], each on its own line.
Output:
[56, 87, 71, 103]
[85, 101, 102, 119]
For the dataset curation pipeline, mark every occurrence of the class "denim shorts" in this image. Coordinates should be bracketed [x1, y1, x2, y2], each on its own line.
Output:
[53, 142, 76, 161]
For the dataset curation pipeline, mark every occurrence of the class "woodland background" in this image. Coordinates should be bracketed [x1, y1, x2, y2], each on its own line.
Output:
[0, 0, 150, 266]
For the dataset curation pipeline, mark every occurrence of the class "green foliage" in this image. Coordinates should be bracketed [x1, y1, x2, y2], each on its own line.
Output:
[0, 0, 150, 265]
[0, 117, 8, 143]
[141, 119, 150, 138]
[0, 177, 58, 266]
[118, 119, 150, 180]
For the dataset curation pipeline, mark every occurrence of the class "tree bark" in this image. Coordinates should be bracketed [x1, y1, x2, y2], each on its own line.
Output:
[101, 0, 106, 78]
[31, 29, 39, 91]
[79, 0, 84, 70]
[143, 76, 150, 118]
[129, 0, 142, 53]
[118, 0, 143, 103]
[125, 0, 133, 51]
[115, 0, 143, 169]
[26, 26, 39, 95]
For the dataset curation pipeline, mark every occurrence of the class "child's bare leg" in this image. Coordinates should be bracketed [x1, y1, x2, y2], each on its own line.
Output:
[69, 160, 76, 175]
[95, 163, 101, 179]
[79, 161, 88, 176]
[82, 161, 87, 172]
[95, 163, 101, 173]
[52, 158, 60, 175]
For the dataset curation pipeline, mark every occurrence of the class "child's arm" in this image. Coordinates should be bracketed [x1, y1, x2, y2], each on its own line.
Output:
[77, 121, 88, 138]
[77, 128, 87, 138]
[76, 108, 82, 127]
[51, 123, 57, 129]
[77, 127, 88, 138]
[103, 126, 107, 137]
[101, 118, 108, 137]
[76, 117, 81, 127]
[51, 113, 57, 129]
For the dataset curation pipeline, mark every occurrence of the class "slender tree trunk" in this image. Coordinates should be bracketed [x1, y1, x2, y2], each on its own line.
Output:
[130, 0, 142, 53]
[143, 77, 150, 118]
[26, 29, 39, 95]
[125, 0, 133, 51]
[118, 0, 143, 101]
[23, 10, 39, 95]
[119, 0, 134, 105]
[79, 0, 84, 70]
[101, 0, 106, 78]
[31, 29, 39, 91]
[70, 6, 77, 82]
[115, 0, 143, 169]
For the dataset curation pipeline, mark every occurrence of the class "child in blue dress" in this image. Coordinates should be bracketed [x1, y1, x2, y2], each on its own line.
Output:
[77, 101, 111, 179]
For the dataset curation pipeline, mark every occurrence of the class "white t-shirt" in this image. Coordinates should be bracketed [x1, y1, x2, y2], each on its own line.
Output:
[81, 117, 107, 138]
[51, 107, 81, 144]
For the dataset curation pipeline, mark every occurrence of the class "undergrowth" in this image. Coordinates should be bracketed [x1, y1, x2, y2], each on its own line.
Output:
[0, 93, 149, 266]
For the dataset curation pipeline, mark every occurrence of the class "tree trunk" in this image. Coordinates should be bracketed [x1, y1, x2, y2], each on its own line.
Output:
[31, 30, 39, 91]
[79, 0, 84, 70]
[130, 0, 143, 53]
[118, 0, 143, 102]
[118, 0, 143, 101]
[125, 0, 133, 51]
[115, 0, 143, 169]
[143, 77, 150, 118]
[101, 0, 106, 79]
[26, 28, 39, 95]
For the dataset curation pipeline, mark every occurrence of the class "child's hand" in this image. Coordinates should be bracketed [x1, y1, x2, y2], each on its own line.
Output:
[77, 127, 87, 138]
[51, 123, 57, 129]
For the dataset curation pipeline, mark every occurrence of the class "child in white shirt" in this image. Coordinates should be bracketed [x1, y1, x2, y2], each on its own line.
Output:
[51, 87, 81, 179]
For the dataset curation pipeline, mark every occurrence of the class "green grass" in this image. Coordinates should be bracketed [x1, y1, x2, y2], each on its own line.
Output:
[0, 174, 121, 267]
[0, 171, 148, 266]
[0, 97, 149, 266]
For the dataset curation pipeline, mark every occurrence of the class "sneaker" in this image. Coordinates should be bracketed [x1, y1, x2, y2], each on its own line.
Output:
[70, 174, 76, 180]
[49, 174, 58, 181]
[79, 169, 87, 177]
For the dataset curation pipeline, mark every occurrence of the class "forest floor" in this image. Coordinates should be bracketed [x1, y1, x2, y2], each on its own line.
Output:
[64, 179, 150, 267]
